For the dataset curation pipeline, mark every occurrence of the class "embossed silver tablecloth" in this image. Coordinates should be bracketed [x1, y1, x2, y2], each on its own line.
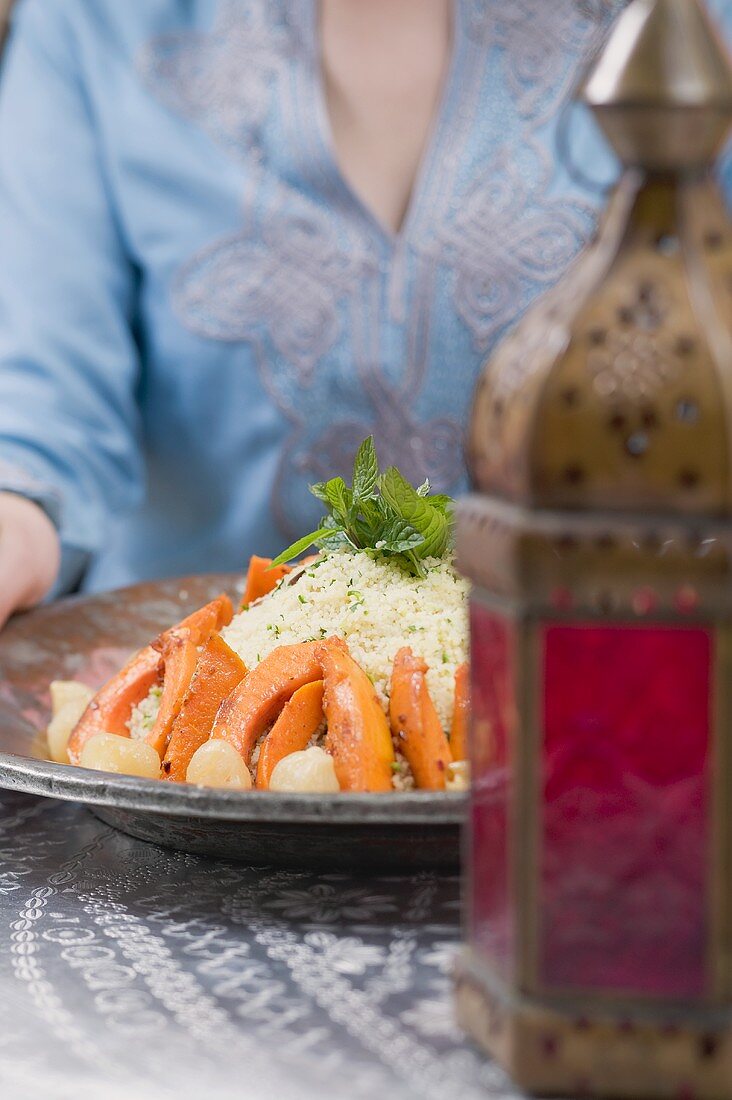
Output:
[0, 790, 517, 1100]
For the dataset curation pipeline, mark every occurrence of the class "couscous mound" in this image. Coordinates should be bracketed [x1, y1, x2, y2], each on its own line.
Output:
[224, 549, 468, 730]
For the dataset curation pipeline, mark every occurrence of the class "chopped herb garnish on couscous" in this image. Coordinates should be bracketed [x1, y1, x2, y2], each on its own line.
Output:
[224, 546, 468, 728]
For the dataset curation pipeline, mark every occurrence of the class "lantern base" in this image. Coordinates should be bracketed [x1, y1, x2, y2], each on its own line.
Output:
[455, 950, 732, 1099]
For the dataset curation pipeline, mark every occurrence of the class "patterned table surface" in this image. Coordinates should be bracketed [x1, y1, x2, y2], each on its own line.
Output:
[0, 789, 519, 1100]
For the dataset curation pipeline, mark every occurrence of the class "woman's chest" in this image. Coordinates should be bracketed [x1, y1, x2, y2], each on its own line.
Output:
[79, 0, 624, 531]
[104, 1, 619, 350]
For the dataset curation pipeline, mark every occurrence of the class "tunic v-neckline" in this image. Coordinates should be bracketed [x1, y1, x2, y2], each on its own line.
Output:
[301, 0, 467, 248]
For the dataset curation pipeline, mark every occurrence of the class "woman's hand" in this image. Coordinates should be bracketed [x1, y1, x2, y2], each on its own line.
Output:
[0, 492, 60, 629]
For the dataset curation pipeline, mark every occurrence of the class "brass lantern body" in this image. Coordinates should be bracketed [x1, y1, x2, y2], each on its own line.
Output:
[455, 1, 732, 1096]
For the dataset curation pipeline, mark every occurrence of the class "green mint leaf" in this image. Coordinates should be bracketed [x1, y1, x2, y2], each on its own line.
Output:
[273, 435, 454, 574]
[350, 495, 384, 546]
[426, 494, 454, 513]
[352, 435, 379, 501]
[324, 477, 352, 523]
[324, 534, 350, 551]
[378, 518, 425, 554]
[406, 550, 427, 577]
[379, 467, 452, 560]
[320, 511, 353, 550]
[388, 538, 425, 555]
[270, 526, 341, 567]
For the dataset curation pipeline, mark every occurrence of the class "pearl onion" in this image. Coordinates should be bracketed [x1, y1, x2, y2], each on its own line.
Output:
[47, 681, 94, 764]
[186, 740, 253, 789]
[79, 733, 161, 779]
[269, 747, 340, 793]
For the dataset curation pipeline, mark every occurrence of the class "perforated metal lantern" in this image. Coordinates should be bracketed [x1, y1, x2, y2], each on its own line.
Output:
[454, 1, 732, 1096]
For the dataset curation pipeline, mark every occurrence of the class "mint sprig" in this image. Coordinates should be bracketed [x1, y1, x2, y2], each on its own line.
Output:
[270, 436, 454, 576]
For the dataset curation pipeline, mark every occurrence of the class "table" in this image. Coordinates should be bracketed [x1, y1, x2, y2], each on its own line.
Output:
[0, 789, 518, 1100]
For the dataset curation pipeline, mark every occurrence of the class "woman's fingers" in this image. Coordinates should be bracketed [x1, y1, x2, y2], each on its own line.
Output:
[0, 493, 61, 629]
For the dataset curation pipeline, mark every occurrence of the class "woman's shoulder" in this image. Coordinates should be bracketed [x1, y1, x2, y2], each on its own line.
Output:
[11, 0, 215, 51]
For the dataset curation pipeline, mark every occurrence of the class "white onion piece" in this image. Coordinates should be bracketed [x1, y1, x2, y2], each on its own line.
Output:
[47, 681, 94, 764]
[269, 747, 340, 793]
[186, 740, 253, 790]
[80, 733, 161, 779]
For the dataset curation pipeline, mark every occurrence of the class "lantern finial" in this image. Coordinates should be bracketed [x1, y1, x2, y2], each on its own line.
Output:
[582, 0, 732, 168]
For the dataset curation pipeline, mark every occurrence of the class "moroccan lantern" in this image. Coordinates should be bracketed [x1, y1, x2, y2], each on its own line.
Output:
[454, 0, 732, 1096]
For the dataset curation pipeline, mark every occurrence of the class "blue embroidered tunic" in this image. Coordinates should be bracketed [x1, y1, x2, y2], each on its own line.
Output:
[0, 0, 729, 592]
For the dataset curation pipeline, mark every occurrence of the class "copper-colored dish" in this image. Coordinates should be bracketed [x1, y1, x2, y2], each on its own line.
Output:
[0, 575, 463, 869]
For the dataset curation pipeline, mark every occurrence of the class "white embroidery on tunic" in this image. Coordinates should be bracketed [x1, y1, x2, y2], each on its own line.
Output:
[137, 0, 295, 155]
[438, 145, 596, 350]
[302, 371, 465, 497]
[173, 197, 374, 382]
[465, 0, 621, 120]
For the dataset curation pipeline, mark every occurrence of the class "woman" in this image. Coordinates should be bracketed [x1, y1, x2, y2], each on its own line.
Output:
[0, 0, 722, 629]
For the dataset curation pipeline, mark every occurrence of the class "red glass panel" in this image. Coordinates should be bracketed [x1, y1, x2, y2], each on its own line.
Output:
[469, 602, 515, 981]
[541, 623, 712, 998]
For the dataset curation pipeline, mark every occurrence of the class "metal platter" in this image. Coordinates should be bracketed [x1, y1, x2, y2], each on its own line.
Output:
[0, 575, 464, 870]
